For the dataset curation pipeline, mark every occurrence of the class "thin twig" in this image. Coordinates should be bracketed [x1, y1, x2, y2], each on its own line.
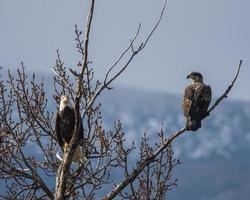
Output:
[104, 23, 142, 85]
[52, 68, 75, 95]
[208, 59, 242, 114]
[140, 0, 167, 50]
[78, 0, 95, 92]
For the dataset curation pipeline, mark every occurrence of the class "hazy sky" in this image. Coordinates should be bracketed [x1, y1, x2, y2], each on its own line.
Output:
[1, 0, 250, 101]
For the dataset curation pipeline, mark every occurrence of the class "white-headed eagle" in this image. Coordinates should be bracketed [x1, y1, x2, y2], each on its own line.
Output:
[55, 95, 84, 162]
[182, 72, 212, 131]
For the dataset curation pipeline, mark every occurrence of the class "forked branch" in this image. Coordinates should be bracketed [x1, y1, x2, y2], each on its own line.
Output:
[83, 0, 167, 119]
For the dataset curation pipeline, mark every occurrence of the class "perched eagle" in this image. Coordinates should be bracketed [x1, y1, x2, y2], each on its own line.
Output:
[182, 72, 212, 131]
[55, 95, 84, 162]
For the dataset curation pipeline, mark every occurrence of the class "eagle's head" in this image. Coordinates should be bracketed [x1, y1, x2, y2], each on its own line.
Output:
[59, 95, 72, 111]
[187, 72, 203, 84]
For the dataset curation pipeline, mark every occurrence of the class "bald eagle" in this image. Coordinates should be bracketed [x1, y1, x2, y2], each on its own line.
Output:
[55, 95, 84, 162]
[182, 72, 212, 131]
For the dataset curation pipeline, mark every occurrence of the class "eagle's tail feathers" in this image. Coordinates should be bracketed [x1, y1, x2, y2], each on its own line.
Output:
[72, 145, 82, 163]
[186, 117, 201, 131]
[72, 146, 88, 163]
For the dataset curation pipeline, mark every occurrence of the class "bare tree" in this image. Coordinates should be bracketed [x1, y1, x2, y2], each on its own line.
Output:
[0, 0, 242, 200]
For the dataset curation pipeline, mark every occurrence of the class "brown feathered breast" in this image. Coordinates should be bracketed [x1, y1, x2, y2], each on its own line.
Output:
[182, 82, 212, 130]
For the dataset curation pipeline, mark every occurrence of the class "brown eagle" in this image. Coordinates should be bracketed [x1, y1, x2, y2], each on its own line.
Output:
[182, 72, 212, 131]
[55, 95, 84, 162]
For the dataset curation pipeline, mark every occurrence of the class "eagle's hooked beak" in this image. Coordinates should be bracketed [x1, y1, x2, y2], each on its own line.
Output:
[61, 95, 68, 102]
[187, 74, 191, 79]
[65, 96, 69, 102]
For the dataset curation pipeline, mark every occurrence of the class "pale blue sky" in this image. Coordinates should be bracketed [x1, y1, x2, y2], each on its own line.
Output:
[1, 0, 249, 101]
